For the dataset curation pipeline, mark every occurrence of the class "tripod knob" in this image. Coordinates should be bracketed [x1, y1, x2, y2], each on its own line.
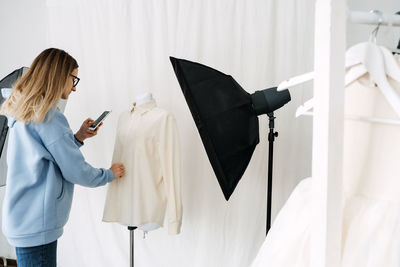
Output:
[274, 132, 279, 137]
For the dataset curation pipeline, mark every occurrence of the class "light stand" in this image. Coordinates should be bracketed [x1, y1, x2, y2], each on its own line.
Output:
[266, 112, 278, 235]
[169, 57, 291, 237]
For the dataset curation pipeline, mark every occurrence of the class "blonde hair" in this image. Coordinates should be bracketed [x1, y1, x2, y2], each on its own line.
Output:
[0, 48, 78, 123]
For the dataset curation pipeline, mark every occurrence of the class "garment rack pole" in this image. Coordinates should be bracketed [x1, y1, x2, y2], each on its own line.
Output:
[310, 0, 346, 266]
[347, 10, 400, 26]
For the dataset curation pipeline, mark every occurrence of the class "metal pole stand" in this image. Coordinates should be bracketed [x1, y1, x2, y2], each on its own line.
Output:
[128, 226, 137, 267]
[266, 112, 278, 235]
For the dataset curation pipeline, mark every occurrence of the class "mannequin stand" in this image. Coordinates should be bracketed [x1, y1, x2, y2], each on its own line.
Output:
[128, 226, 137, 267]
[266, 112, 278, 235]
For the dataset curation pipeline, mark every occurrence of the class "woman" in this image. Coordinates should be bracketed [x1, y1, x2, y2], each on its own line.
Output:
[0, 48, 125, 267]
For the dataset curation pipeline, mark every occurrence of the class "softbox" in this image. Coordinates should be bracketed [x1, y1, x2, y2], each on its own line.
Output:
[170, 57, 260, 200]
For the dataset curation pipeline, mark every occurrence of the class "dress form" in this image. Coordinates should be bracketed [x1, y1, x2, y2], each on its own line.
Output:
[104, 89, 183, 266]
[104, 89, 182, 234]
[125, 91, 161, 233]
[127, 91, 157, 267]
[134, 92, 153, 106]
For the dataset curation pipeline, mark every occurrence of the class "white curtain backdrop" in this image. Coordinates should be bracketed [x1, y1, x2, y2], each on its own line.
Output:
[46, 0, 315, 266]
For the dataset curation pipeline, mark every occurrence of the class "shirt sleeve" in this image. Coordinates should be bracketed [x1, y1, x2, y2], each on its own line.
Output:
[46, 131, 114, 187]
[159, 113, 183, 235]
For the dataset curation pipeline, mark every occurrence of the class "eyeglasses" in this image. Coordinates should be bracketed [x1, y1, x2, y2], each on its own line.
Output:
[70, 74, 80, 87]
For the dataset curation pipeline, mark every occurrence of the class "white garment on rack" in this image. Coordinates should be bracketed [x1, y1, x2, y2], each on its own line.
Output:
[102, 99, 183, 235]
[250, 63, 400, 267]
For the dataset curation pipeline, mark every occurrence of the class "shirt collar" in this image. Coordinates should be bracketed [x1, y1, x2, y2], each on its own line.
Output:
[132, 99, 157, 115]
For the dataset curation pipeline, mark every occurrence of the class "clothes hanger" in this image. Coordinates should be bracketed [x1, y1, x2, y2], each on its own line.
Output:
[276, 25, 375, 92]
[276, 52, 368, 92]
[277, 71, 314, 92]
[291, 13, 400, 124]
[338, 19, 400, 118]
[277, 43, 400, 92]
[296, 45, 400, 125]
[295, 43, 400, 120]
[282, 42, 400, 117]
[278, 10, 400, 91]
[340, 44, 400, 86]
[345, 11, 400, 84]
[295, 98, 314, 117]
[380, 45, 400, 82]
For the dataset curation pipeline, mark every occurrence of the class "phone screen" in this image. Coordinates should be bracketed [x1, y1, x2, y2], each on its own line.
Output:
[90, 111, 110, 128]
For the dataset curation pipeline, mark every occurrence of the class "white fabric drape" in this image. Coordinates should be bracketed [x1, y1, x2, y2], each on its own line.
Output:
[46, 0, 315, 266]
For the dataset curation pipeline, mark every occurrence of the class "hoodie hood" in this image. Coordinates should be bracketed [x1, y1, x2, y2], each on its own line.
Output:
[7, 116, 16, 128]
[3, 105, 60, 129]
[1, 89, 15, 128]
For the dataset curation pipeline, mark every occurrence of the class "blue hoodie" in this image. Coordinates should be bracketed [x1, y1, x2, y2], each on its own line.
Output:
[2, 108, 114, 247]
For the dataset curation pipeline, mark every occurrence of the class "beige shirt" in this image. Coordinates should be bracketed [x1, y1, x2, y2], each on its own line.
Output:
[102, 100, 183, 235]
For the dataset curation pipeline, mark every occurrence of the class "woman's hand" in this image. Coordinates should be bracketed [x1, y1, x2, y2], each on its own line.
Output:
[110, 163, 125, 179]
[74, 118, 103, 143]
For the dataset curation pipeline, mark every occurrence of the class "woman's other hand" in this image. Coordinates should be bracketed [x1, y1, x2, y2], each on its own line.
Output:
[74, 118, 103, 142]
[110, 163, 125, 179]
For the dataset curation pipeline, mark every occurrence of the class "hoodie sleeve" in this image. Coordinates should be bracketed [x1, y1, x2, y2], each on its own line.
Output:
[38, 110, 114, 187]
[158, 113, 183, 235]
[45, 131, 114, 187]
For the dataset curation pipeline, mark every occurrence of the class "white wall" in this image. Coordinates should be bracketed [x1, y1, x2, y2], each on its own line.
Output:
[0, 0, 48, 258]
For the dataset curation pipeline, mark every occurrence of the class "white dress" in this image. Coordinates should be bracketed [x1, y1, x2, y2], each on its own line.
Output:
[250, 69, 400, 267]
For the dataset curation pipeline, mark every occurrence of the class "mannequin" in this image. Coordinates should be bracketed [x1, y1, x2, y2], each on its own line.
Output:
[103, 90, 183, 266]
[103, 90, 183, 235]
[129, 91, 161, 233]
[134, 91, 153, 106]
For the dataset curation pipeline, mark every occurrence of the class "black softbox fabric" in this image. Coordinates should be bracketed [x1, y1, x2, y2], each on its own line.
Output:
[170, 57, 259, 200]
[0, 117, 7, 158]
[0, 67, 26, 157]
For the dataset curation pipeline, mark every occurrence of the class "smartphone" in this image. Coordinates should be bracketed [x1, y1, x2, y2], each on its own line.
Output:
[89, 111, 111, 131]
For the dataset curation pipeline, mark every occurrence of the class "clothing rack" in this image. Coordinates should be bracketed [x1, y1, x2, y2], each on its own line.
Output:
[347, 10, 400, 26]
[310, 4, 400, 267]
[277, 10, 400, 91]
